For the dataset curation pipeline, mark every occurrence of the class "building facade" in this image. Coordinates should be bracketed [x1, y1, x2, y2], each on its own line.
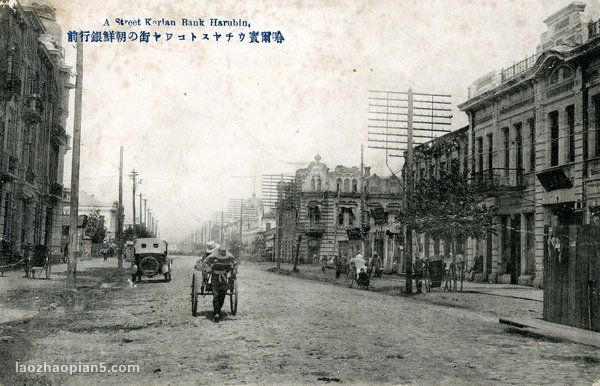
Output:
[457, 1, 600, 287]
[0, 1, 71, 261]
[405, 126, 471, 269]
[276, 155, 403, 268]
[56, 189, 119, 258]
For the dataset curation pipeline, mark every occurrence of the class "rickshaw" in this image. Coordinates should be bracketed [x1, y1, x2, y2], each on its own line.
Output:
[424, 259, 444, 292]
[128, 238, 172, 282]
[25, 245, 51, 279]
[344, 260, 370, 290]
[191, 260, 238, 317]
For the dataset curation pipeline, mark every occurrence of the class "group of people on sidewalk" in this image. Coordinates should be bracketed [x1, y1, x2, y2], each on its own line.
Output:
[330, 250, 383, 280]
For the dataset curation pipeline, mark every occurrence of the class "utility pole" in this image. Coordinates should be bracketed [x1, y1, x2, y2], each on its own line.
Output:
[360, 144, 366, 255]
[276, 177, 284, 270]
[143, 198, 148, 227]
[129, 169, 140, 227]
[138, 193, 143, 229]
[220, 211, 224, 245]
[239, 199, 244, 255]
[405, 88, 414, 294]
[117, 146, 124, 269]
[332, 180, 341, 257]
[367, 88, 452, 294]
[67, 40, 83, 288]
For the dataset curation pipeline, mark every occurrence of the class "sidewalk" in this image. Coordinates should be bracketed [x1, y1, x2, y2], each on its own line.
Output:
[267, 262, 598, 348]
[275, 262, 543, 301]
[0, 258, 119, 324]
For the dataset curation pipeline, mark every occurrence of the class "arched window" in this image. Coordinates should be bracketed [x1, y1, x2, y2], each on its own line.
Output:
[343, 178, 350, 192]
[352, 179, 358, 193]
[316, 176, 322, 191]
[336, 178, 342, 192]
[311, 177, 315, 191]
[308, 206, 321, 224]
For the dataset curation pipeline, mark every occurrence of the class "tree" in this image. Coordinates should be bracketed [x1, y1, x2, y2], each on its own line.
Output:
[397, 169, 498, 258]
[85, 210, 107, 244]
[123, 224, 153, 241]
[227, 235, 242, 258]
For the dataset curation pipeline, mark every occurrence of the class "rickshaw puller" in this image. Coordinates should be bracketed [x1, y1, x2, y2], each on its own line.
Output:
[203, 246, 237, 322]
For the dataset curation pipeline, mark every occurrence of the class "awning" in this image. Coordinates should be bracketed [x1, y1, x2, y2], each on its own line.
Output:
[536, 168, 572, 191]
[346, 228, 363, 240]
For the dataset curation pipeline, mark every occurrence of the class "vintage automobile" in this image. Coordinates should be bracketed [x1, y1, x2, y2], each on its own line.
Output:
[128, 238, 172, 282]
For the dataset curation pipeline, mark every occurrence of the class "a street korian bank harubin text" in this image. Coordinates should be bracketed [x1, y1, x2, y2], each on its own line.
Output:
[104, 18, 252, 28]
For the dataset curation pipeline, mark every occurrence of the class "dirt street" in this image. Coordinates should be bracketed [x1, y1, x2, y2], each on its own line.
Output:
[0, 256, 599, 385]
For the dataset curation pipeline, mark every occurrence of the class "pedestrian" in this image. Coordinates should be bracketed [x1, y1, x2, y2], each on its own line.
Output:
[370, 252, 382, 278]
[413, 257, 425, 293]
[194, 240, 219, 271]
[203, 245, 238, 322]
[333, 254, 342, 278]
[350, 251, 367, 280]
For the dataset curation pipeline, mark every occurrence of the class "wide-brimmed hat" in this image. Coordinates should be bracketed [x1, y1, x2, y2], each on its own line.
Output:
[206, 240, 219, 252]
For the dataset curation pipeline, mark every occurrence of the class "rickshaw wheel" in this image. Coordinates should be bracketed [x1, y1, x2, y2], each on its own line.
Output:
[345, 269, 355, 288]
[230, 278, 238, 315]
[191, 273, 199, 316]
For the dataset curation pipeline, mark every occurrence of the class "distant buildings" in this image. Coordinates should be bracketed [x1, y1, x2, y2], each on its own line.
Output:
[276, 155, 403, 269]
[0, 1, 71, 261]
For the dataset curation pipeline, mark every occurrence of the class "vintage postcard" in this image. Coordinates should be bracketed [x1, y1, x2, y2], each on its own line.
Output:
[1, 0, 600, 384]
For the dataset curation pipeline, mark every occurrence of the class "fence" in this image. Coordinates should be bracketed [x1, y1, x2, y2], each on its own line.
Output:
[543, 225, 600, 331]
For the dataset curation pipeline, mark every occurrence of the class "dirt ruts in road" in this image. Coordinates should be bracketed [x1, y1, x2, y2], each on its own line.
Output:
[0, 257, 598, 385]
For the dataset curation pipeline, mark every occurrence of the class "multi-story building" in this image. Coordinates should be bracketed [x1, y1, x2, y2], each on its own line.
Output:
[0, 1, 71, 261]
[276, 155, 403, 268]
[405, 126, 471, 267]
[456, 1, 600, 287]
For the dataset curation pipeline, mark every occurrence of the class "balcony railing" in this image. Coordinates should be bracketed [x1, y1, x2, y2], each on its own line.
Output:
[500, 54, 537, 83]
[472, 168, 526, 190]
[300, 222, 327, 235]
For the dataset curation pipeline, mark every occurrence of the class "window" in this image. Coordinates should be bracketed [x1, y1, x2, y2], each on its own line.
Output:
[352, 179, 357, 193]
[308, 206, 321, 224]
[141, 243, 147, 248]
[343, 179, 350, 192]
[336, 178, 342, 193]
[487, 134, 493, 177]
[528, 118, 536, 171]
[153, 243, 159, 248]
[266, 223, 271, 230]
[503, 127, 510, 176]
[515, 122, 523, 173]
[316, 176, 322, 191]
[477, 137, 484, 174]
[348, 210, 355, 226]
[311, 177, 315, 191]
[566, 105, 575, 162]
[549, 111, 559, 166]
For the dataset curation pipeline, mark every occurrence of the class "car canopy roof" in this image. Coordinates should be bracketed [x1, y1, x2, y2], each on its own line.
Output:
[134, 238, 168, 254]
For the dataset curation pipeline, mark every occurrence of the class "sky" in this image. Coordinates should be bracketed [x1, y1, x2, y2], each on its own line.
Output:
[45, 0, 580, 241]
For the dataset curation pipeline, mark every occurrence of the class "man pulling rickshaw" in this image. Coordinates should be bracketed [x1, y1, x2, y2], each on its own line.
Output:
[192, 241, 239, 322]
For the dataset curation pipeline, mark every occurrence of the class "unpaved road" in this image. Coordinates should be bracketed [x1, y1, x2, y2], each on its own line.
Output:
[0, 255, 599, 385]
